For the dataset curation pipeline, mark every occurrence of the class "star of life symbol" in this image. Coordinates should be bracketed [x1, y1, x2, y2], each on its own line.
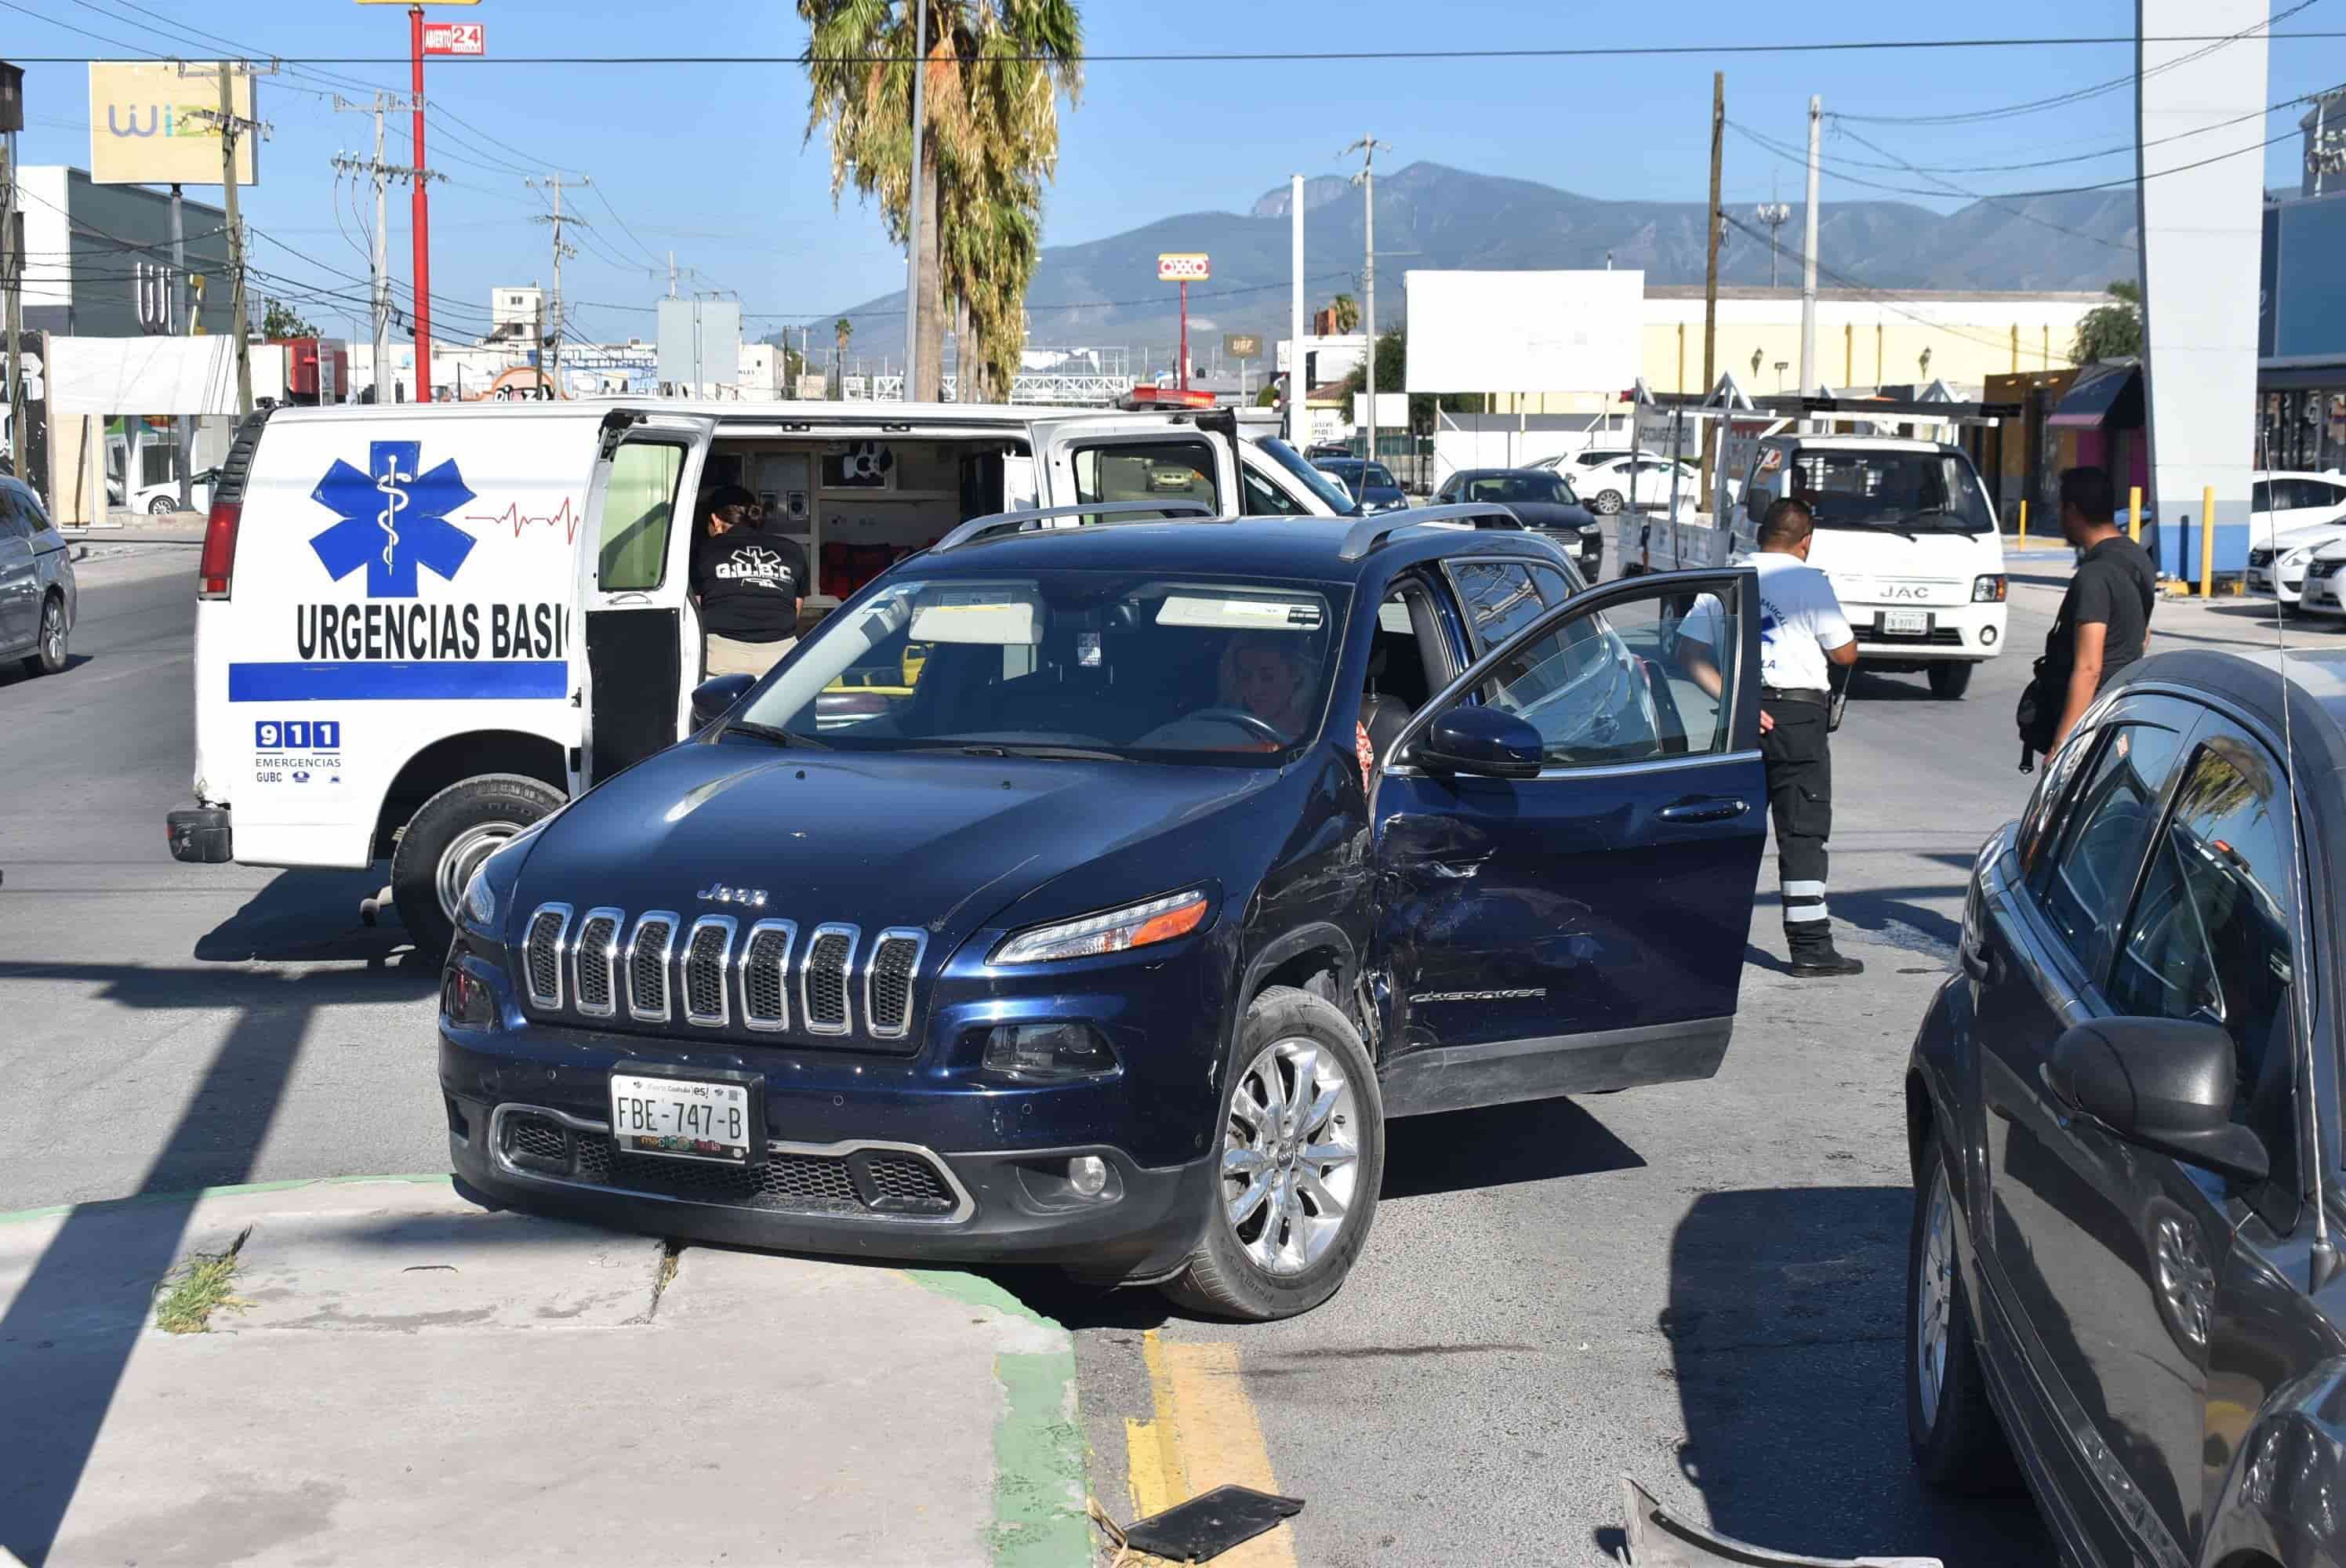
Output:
[309, 441, 478, 598]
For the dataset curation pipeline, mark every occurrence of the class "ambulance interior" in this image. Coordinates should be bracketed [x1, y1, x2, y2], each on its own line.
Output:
[586, 426, 1224, 782]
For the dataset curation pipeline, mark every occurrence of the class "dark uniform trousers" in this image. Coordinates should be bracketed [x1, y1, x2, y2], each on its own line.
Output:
[1759, 692, 1834, 956]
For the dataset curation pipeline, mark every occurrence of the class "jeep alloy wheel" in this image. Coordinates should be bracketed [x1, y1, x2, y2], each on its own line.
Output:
[1163, 985, 1383, 1320]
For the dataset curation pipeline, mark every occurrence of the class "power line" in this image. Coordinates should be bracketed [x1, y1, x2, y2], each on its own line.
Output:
[9, 31, 2346, 65]
[1728, 116, 2299, 203]
[1833, 0, 2320, 125]
[1819, 94, 2320, 176]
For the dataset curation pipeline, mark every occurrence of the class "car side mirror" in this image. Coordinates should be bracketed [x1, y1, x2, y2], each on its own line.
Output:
[2046, 1018, 2271, 1185]
[1417, 707, 1545, 781]
[690, 673, 757, 733]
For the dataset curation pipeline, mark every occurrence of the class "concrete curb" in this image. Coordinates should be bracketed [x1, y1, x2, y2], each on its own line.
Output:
[0, 1170, 452, 1227]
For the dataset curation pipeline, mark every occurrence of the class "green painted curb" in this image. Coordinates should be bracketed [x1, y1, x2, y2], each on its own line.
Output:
[0, 1173, 452, 1227]
[902, 1267, 1059, 1328]
[990, 1349, 1089, 1568]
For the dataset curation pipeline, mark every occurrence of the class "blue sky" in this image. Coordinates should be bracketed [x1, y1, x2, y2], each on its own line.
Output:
[11, 0, 2342, 348]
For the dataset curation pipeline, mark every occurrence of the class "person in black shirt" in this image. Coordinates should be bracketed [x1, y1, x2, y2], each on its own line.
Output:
[2046, 466, 2158, 750]
[690, 483, 808, 678]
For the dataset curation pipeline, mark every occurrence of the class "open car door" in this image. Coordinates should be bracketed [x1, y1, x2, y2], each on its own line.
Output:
[576, 411, 714, 789]
[1371, 567, 1768, 1116]
[1028, 414, 1240, 519]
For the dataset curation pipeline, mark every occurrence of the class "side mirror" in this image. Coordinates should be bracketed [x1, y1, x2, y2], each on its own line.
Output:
[2047, 1018, 2270, 1185]
[1416, 706, 1545, 781]
[690, 673, 757, 733]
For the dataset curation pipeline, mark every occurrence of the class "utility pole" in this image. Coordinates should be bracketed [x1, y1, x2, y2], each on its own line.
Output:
[169, 180, 192, 503]
[1342, 134, 1392, 464]
[527, 174, 587, 396]
[902, 0, 930, 404]
[188, 64, 266, 416]
[1701, 71, 1723, 494]
[2, 116, 20, 488]
[1800, 94, 1821, 408]
[1287, 173, 1304, 446]
[334, 94, 426, 405]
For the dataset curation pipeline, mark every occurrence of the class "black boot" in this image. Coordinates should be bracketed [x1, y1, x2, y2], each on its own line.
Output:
[1789, 939, 1865, 978]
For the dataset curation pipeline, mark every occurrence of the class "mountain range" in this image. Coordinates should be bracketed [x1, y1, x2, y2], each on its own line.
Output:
[817, 160, 2138, 360]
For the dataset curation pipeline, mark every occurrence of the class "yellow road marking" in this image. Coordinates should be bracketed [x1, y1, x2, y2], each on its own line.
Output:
[1119, 1330, 1297, 1568]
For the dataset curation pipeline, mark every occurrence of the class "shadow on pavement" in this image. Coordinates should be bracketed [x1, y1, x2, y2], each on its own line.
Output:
[1660, 1186, 2050, 1565]
[194, 866, 412, 965]
[1381, 1094, 1643, 1200]
[0, 652, 94, 690]
[0, 873, 432, 1566]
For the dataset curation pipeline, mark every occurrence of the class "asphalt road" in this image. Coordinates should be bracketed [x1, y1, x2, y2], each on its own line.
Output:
[2, 539, 2322, 1566]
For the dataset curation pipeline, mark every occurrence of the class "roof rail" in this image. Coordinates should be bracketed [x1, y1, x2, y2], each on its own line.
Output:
[1337, 503, 1527, 561]
[932, 499, 1220, 554]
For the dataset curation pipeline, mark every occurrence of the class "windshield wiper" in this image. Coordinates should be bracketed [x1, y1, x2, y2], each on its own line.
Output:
[952, 742, 1130, 762]
[721, 719, 828, 749]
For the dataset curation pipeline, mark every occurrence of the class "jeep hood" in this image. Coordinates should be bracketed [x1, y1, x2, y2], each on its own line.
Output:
[512, 740, 1281, 953]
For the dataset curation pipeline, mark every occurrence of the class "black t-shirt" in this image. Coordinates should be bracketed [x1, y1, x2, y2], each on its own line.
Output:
[2044, 534, 2158, 691]
[691, 526, 808, 642]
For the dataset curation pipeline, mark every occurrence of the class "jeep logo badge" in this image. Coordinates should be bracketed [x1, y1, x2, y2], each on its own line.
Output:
[697, 884, 768, 908]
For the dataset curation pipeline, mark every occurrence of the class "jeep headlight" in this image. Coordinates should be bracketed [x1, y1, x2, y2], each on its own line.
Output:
[462, 862, 498, 931]
[993, 887, 1211, 965]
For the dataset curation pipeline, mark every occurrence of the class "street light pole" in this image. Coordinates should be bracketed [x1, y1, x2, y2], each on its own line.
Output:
[1799, 94, 1821, 406]
[1342, 133, 1390, 464]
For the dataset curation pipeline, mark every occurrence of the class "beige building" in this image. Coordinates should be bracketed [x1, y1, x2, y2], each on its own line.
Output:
[1487, 285, 2104, 413]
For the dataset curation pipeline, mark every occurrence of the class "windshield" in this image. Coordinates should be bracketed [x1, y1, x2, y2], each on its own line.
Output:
[1258, 437, 1359, 513]
[735, 570, 1346, 764]
[1459, 472, 1574, 506]
[1362, 464, 1399, 489]
[1780, 448, 1997, 534]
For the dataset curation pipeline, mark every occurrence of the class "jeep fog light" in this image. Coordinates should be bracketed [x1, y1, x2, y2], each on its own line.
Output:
[982, 1022, 1117, 1080]
[1069, 1156, 1109, 1197]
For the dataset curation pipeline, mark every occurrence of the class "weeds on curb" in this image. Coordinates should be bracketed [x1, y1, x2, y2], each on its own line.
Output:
[154, 1227, 254, 1334]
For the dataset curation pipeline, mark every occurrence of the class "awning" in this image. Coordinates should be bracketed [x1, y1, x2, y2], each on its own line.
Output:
[2047, 361, 2142, 429]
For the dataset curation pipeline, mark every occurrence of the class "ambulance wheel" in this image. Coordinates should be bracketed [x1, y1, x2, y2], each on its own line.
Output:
[1927, 662, 1975, 699]
[390, 774, 564, 960]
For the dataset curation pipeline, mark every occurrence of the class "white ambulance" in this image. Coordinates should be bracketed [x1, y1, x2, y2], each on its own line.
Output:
[165, 397, 1339, 954]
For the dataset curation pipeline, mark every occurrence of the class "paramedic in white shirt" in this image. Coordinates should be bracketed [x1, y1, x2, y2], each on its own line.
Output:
[1678, 496, 1864, 977]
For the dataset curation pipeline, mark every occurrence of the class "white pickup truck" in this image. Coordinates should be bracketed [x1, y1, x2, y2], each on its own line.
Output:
[1617, 432, 2008, 699]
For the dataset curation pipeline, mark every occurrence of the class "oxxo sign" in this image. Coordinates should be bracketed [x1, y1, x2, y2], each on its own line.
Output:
[1157, 253, 1210, 282]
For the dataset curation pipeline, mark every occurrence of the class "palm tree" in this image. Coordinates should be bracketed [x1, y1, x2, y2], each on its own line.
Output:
[1330, 292, 1360, 335]
[800, 1, 1083, 402]
[833, 316, 853, 399]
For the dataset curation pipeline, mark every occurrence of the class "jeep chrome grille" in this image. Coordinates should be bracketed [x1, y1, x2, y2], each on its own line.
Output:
[626, 913, 678, 1022]
[803, 925, 858, 1036]
[866, 929, 926, 1040]
[522, 906, 570, 1010]
[518, 905, 922, 1048]
[739, 920, 797, 1032]
[572, 909, 623, 1018]
[681, 916, 735, 1028]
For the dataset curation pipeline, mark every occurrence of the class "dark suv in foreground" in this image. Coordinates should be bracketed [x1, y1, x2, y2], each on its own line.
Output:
[441, 504, 1770, 1318]
[1907, 648, 2346, 1566]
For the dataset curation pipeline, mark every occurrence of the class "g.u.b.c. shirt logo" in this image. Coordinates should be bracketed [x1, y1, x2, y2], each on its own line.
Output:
[308, 440, 478, 598]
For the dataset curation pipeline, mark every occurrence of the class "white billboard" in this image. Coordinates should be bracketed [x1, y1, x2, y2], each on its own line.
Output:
[1405, 270, 1644, 394]
[1350, 392, 1406, 429]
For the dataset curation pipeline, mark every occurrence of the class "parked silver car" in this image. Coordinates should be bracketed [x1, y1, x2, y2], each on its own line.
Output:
[1, 476, 75, 676]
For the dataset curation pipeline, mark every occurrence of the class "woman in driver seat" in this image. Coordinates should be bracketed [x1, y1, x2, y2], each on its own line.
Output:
[1216, 633, 1375, 786]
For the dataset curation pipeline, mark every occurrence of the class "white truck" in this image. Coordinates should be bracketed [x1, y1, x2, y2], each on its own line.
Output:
[164, 397, 1341, 954]
[1617, 431, 2009, 699]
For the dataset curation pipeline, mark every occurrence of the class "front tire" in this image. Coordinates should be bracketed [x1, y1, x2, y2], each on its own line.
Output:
[390, 773, 563, 960]
[1162, 986, 1384, 1321]
[1907, 1138, 2016, 1492]
[1927, 662, 1975, 699]
[1592, 488, 1625, 515]
[147, 495, 176, 515]
[24, 593, 66, 677]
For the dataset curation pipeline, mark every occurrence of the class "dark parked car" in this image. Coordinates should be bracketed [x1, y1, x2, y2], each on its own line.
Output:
[0, 475, 75, 677]
[1907, 647, 2346, 1567]
[441, 505, 1771, 1319]
[1313, 457, 1409, 514]
[1434, 468, 1604, 577]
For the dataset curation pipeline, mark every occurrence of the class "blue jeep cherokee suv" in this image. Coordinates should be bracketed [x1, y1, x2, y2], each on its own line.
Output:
[439, 505, 1770, 1318]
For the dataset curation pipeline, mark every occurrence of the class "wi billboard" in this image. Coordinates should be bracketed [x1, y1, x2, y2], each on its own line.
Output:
[88, 62, 259, 186]
[1404, 270, 1643, 394]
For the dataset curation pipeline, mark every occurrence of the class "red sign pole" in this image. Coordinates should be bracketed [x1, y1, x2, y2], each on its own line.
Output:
[409, 4, 432, 398]
[1178, 280, 1189, 391]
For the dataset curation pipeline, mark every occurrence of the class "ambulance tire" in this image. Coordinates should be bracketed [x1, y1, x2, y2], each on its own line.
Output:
[391, 774, 565, 961]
